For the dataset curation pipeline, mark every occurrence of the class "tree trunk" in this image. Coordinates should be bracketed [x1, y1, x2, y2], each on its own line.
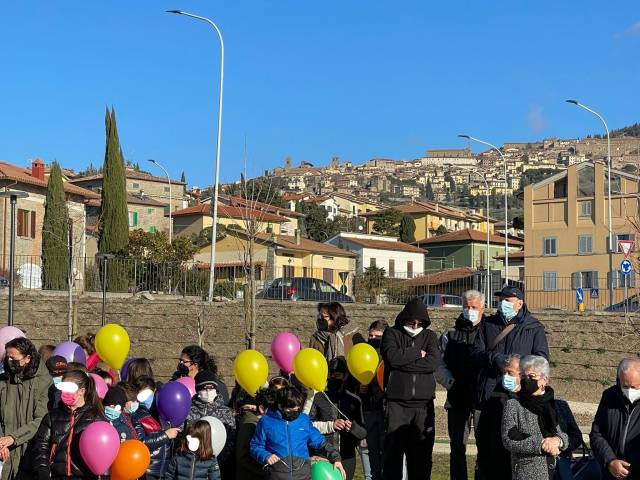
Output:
[248, 238, 256, 350]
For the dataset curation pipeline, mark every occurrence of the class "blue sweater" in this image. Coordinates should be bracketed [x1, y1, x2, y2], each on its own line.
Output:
[250, 409, 340, 465]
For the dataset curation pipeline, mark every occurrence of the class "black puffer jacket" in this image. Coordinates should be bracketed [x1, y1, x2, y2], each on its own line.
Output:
[471, 305, 549, 408]
[380, 298, 440, 403]
[590, 385, 640, 480]
[33, 404, 104, 480]
[131, 405, 173, 478]
[164, 452, 221, 480]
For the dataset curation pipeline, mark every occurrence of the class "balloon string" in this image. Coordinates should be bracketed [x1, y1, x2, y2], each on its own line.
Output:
[321, 392, 350, 421]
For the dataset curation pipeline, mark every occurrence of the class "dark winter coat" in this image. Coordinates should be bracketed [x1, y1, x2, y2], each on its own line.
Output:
[110, 412, 138, 442]
[33, 404, 104, 480]
[235, 410, 263, 480]
[131, 405, 173, 478]
[590, 385, 640, 480]
[380, 300, 439, 404]
[164, 452, 221, 480]
[471, 306, 549, 408]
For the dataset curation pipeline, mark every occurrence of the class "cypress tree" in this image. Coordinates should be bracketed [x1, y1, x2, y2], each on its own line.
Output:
[180, 171, 186, 184]
[425, 179, 434, 200]
[99, 108, 129, 290]
[42, 162, 70, 289]
[399, 215, 416, 243]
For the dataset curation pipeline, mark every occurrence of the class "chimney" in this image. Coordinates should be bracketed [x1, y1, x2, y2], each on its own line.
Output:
[295, 229, 301, 245]
[31, 158, 45, 181]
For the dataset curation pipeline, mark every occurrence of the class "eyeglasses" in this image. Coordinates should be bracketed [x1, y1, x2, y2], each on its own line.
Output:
[178, 359, 193, 365]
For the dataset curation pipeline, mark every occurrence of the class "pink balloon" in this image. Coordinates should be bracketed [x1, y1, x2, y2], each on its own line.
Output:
[90, 373, 108, 399]
[79, 421, 120, 475]
[0, 326, 25, 361]
[271, 332, 301, 374]
[176, 376, 196, 397]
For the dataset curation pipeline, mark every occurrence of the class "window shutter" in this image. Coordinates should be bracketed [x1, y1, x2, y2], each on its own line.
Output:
[608, 271, 618, 289]
[30, 211, 36, 238]
[133, 212, 138, 227]
[571, 272, 581, 289]
[630, 272, 636, 288]
[17, 209, 24, 237]
[591, 271, 598, 290]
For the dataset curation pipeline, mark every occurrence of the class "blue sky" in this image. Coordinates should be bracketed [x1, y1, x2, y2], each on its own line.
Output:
[1, 1, 639, 184]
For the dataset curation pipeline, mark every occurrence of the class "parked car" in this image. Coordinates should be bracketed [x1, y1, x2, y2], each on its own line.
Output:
[420, 293, 463, 308]
[256, 277, 354, 302]
[0, 275, 9, 288]
[605, 295, 640, 312]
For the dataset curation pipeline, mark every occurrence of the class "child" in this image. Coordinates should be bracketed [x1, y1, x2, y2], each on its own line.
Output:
[45, 355, 68, 410]
[235, 388, 270, 480]
[165, 420, 221, 480]
[102, 386, 137, 441]
[250, 386, 346, 480]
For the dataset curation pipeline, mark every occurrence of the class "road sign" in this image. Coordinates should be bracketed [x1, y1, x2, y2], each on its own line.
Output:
[590, 288, 599, 299]
[576, 287, 584, 304]
[621, 259, 633, 275]
[618, 240, 635, 259]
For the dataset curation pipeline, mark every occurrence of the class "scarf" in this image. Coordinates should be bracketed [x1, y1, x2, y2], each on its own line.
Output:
[314, 330, 345, 360]
[519, 385, 558, 437]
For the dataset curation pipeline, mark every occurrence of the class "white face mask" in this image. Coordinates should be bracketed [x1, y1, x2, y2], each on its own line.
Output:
[186, 435, 200, 452]
[403, 326, 423, 337]
[622, 387, 640, 403]
[198, 389, 217, 403]
[463, 308, 481, 325]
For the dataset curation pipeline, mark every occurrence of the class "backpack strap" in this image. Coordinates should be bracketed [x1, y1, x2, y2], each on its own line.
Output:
[488, 323, 516, 350]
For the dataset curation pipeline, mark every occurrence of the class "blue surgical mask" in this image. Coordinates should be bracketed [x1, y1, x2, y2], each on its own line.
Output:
[126, 401, 139, 414]
[104, 406, 121, 421]
[53, 377, 62, 385]
[499, 300, 517, 321]
[502, 374, 518, 392]
[141, 395, 154, 410]
[462, 308, 480, 325]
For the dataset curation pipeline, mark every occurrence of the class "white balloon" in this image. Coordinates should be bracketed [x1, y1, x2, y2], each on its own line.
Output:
[201, 416, 227, 456]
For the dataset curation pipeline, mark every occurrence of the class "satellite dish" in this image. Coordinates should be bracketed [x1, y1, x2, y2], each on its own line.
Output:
[17, 263, 42, 289]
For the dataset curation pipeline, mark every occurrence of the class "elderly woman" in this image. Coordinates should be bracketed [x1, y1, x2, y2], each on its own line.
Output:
[501, 355, 569, 480]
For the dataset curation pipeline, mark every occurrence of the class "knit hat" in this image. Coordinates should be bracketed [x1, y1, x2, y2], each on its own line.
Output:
[103, 386, 127, 409]
[195, 370, 217, 392]
[46, 356, 68, 376]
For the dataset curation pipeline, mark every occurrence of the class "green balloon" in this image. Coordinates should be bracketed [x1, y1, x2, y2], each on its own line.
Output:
[311, 461, 343, 480]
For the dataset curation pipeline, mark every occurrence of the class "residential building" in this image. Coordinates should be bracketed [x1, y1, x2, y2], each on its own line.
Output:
[86, 193, 168, 234]
[326, 232, 427, 278]
[523, 161, 640, 309]
[419, 148, 477, 167]
[218, 195, 302, 236]
[309, 196, 340, 220]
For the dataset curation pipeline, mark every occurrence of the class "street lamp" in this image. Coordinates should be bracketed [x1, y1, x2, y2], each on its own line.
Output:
[148, 159, 173, 244]
[167, 9, 224, 303]
[459, 134, 510, 285]
[96, 253, 115, 326]
[566, 99, 614, 308]
[0, 190, 29, 326]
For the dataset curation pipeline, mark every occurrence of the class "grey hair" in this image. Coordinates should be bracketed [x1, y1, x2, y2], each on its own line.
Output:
[520, 355, 550, 379]
[617, 357, 640, 379]
[504, 354, 521, 368]
[463, 289, 485, 305]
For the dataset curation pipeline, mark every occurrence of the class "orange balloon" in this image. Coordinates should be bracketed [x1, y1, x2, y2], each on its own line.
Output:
[376, 362, 385, 390]
[111, 440, 150, 480]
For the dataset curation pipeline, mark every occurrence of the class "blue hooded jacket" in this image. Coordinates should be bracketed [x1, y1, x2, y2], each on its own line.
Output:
[250, 409, 340, 466]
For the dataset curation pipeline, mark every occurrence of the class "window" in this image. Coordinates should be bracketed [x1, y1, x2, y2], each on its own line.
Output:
[610, 270, 636, 289]
[164, 206, 170, 215]
[615, 234, 635, 253]
[128, 211, 138, 227]
[389, 259, 395, 278]
[407, 261, 414, 278]
[579, 201, 592, 217]
[578, 235, 593, 255]
[149, 226, 157, 233]
[553, 179, 567, 199]
[577, 167, 595, 197]
[147, 208, 153, 214]
[322, 268, 334, 285]
[132, 183, 140, 189]
[283, 265, 294, 278]
[164, 186, 170, 193]
[543, 237, 557, 256]
[369, 258, 376, 268]
[543, 272, 557, 291]
[479, 249, 486, 268]
[17, 209, 36, 238]
[571, 271, 598, 289]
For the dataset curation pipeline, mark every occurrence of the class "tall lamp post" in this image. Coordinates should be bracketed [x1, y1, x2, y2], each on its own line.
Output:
[566, 99, 614, 308]
[0, 190, 29, 326]
[168, 9, 224, 303]
[460, 134, 510, 285]
[148, 159, 173, 244]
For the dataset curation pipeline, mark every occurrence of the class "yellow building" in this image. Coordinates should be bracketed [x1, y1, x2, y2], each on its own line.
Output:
[523, 161, 639, 310]
[331, 193, 383, 218]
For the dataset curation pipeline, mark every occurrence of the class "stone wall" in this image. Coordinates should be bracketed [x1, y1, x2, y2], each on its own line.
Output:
[1, 292, 638, 403]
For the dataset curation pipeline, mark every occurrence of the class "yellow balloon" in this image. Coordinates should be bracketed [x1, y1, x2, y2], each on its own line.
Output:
[95, 324, 130, 370]
[233, 350, 268, 395]
[293, 348, 328, 392]
[347, 343, 379, 385]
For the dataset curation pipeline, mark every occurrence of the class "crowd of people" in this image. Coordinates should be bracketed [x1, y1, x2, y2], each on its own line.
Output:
[0, 291, 638, 480]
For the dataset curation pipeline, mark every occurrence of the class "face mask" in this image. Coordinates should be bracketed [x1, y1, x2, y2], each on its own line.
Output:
[137, 389, 154, 409]
[61, 392, 77, 406]
[53, 377, 63, 385]
[281, 409, 301, 421]
[403, 326, 423, 337]
[177, 363, 190, 376]
[6, 359, 24, 375]
[368, 338, 382, 349]
[104, 406, 121, 421]
[499, 300, 517, 321]
[126, 401, 139, 414]
[463, 309, 481, 325]
[502, 374, 518, 392]
[186, 435, 200, 452]
[520, 377, 539, 396]
[327, 378, 344, 392]
[198, 389, 217, 403]
[622, 387, 640, 404]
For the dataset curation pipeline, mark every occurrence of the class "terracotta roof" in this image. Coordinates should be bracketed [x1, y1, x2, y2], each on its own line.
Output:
[171, 203, 286, 223]
[358, 201, 494, 223]
[194, 261, 266, 269]
[71, 168, 185, 185]
[404, 267, 477, 287]
[0, 161, 99, 199]
[416, 228, 524, 247]
[250, 232, 357, 257]
[223, 195, 303, 218]
[340, 236, 427, 254]
[282, 192, 308, 201]
[86, 194, 166, 208]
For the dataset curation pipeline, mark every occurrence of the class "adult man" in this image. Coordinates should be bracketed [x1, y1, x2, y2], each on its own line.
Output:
[472, 286, 549, 480]
[590, 357, 640, 480]
[381, 297, 439, 480]
[436, 290, 485, 480]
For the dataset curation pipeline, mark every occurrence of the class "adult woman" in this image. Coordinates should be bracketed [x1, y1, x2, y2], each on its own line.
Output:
[501, 355, 569, 480]
[175, 346, 229, 403]
[0, 338, 51, 480]
[34, 369, 104, 480]
[309, 302, 360, 362]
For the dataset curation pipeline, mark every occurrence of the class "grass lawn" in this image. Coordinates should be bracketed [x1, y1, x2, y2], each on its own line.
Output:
[352, 454, 473, 480]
